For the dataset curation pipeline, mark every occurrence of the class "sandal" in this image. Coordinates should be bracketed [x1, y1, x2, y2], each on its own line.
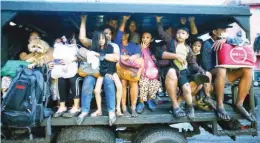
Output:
[172, 107, 186, 118]
[234, 105, 256, 122]
[203, 96, 217, 110]
[108, 111, 116, 126]
[76, 112, 89, 125]
[131, 108, 138, 118]
[216, 107, 230, 121]
[62, 108, 81, 118]
[122, 110, 131, 117]
[186, 105, 195, 119]
[53, 108, 67, 118]
[90, 111, 103, 117]
[116, 111, 123, 117]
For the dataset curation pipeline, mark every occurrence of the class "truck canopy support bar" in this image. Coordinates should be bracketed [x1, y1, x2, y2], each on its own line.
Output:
[1, 1, 251, 16]
[1, 11, 17, 27]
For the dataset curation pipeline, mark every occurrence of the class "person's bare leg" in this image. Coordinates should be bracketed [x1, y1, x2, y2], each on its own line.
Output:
[211, 68, 230, 120]
[182, 83, 194, 119]
[92, 77, 103, 116]
[166, 69, 179, 108]
[113, 73, 123, 116]
[121, 79, 131, 117]
[73, 98, 80, 109]
[177, 82, 200, 104]
[166, 69, 186, 117]
[204, 72, 212, 96]
[129, 81, 139, 117]
[228, 68, 255, 121]
[203, 72, 216, 109]
[58, 102, 67, 111]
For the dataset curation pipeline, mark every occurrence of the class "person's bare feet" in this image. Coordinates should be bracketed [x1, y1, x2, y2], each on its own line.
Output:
[216, 106, 230, 121]
[116, 110, 123, 117]
[53, 107, 67, 118]
[235, 104, 256, 122]
[203, 96, 217, 110]
[186, 104, 195, 119]
[90, 110, 102, 117]
[122, 108, 131, 117]
[131, 108, 138, 117]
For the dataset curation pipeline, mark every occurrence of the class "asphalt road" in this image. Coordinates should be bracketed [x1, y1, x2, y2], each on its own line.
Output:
[187, 94, 260, 143]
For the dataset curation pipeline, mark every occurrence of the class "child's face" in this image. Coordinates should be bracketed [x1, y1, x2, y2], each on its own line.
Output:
[108, 20, 117, 29]
[192, 41, 202, 54]
[176, 29, 189, 43]
[122, 33, 129, 41]
[129, 21, 137, 33]
[141, 32, 152, 45]
[104, 28, 112, 42]
[99, 34, 106, 47]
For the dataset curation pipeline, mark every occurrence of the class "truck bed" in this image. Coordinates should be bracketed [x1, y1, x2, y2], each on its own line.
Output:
[41, 103, 243, 126]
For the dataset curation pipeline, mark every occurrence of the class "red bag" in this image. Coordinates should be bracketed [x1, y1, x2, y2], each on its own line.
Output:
[216, 43, 256, 68]
[142, 48, 159, 80]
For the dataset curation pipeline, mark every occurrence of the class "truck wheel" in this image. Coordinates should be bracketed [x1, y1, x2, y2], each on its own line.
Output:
[135, 127, 187, 143]
[57, 126, 115, 143]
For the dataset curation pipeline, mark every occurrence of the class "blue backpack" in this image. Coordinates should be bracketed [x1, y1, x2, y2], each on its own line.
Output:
[1, 66, 52, 127]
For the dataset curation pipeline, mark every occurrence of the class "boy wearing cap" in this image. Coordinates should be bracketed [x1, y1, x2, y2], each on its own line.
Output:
[201, 24, 255, 122]
[155, 16, 209, 119]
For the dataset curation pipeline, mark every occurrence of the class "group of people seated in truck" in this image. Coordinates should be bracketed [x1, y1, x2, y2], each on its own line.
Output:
[3, 14, 255, 126]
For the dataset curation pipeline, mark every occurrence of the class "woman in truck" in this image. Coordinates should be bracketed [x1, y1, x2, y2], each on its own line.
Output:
[114, 15, 143, 117]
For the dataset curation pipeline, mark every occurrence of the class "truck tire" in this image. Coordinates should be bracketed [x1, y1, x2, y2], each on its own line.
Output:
[135, 127, 187, 143]
[56, 126, 115, 143]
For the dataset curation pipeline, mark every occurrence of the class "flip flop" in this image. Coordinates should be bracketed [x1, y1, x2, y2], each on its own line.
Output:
[234, 105, 256, 122]
[122, 110, 131, 117]
[186, 105, 195, 119]
[194, 73, 210, 85]
[216, 107, 230, 121]
[203, 96, 217, 110]
[62, 108, 81, 118]
[90, 111, 103, 117]
[53, 109, 67, 118]
[76, 112, 88, 125]
[131, 109, 138, 118]
[116, 111, 123, 117]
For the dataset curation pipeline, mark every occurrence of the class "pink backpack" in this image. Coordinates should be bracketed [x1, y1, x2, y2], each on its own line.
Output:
[142, 48, 159, 80]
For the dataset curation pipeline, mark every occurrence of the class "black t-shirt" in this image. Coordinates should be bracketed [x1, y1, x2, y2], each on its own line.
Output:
[99, 44, 116, 76]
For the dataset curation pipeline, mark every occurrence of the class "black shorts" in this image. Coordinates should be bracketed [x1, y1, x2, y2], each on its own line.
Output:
[178, 68, 200, 87]
[178, 69, 191, 87]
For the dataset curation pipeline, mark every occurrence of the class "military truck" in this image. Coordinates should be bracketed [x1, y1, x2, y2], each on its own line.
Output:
[1, 1, 258, 143]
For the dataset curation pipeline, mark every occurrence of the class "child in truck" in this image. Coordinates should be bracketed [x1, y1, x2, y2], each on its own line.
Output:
[136, 31, 161, 114]
[189, 38, 216, 110]
[156, 16, 209, 119]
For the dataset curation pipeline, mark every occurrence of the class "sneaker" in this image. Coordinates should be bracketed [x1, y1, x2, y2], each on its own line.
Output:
[136, 103, 145, 114]
[147, 100, 156, 112]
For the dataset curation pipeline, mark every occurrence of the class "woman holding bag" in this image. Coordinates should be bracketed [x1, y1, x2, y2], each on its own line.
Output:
[136, 32, 161, 114]
[114, 16, 143, 117]
[51, 35, 82, 118]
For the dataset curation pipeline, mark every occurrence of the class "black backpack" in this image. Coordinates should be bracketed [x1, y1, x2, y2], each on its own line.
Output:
[1, 66, 52, 127]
